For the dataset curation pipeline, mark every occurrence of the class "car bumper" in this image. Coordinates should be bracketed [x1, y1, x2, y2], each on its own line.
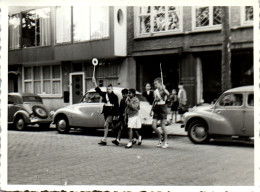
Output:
[30, 117, 52, 124]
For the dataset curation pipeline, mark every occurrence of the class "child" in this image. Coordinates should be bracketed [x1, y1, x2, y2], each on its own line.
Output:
[125, 89, 142, 148]
[150, 77, 169, 148]
[168, 89, 179, 123]
[112, 88, 128, 146]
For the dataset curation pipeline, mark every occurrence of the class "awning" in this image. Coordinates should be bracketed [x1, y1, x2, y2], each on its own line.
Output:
[8, 71, 20, 75]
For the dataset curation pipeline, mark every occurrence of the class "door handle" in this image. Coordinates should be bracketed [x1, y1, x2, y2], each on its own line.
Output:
[216, 110, 221, 114]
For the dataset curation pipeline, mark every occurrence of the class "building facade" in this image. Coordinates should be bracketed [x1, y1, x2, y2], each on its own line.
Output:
[8, 6, 253, 110]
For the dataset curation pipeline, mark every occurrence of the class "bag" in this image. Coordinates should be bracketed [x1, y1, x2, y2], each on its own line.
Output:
[178, 105, 188, 114]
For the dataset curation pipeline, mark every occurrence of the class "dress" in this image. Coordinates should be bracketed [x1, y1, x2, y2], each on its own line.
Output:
[142, 90, 154, 105]
[126, 96, 142, 129]
[169, 94, 179, 111]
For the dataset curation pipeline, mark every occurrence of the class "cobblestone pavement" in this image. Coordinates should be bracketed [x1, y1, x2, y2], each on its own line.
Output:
[8, 126, 254, 186]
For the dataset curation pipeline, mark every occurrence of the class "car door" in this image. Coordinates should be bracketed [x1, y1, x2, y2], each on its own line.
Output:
[210, 93, 244, 136]
[244, 93, 254, 136]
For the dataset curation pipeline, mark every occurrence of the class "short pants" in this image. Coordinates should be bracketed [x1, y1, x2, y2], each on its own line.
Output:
[153, 104, 167, 120]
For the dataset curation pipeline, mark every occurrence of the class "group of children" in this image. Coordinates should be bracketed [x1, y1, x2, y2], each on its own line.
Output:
[92, 77, 170, 149]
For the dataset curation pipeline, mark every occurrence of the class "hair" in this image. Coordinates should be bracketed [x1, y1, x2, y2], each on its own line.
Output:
[121, 88, 128, 95]
[128, 88, 136, 96]
[154, 77, 162, 84]
[107, 84, 113, 88]
[145, 83, 151, 86]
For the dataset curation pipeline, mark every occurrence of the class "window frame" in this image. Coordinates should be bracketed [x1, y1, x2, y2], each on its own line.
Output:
[8, 13, 21, 50]
[217, 93, 244, 107]
[240, 6, 253, 26]
[22, 65, 62, 97]
[192, 6, 225, 31]
[134, 6, 183, 37]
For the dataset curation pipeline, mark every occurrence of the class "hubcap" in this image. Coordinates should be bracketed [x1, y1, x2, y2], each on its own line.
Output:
[58, 119, 67, 131]
[192, 125, 207, 140]
[16, 118, 24, 130]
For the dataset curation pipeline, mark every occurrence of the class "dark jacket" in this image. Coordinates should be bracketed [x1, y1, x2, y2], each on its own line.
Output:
[95, 87, 119, 116]
[142, 90, 154, 105]
[119, 97, 127, 119]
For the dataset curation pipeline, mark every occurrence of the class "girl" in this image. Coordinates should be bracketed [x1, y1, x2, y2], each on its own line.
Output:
[168, 89, 179, 123]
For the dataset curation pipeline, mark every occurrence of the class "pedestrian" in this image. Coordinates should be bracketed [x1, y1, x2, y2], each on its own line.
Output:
[150, 77, 169, 148]
[177, 82, 187, 123]
[92, 77, 119, 145]
[142, 83, 154, 105]
[168, 89, 179, 123]
[112, 88, 129, 146]
[125, 88, 142, 148]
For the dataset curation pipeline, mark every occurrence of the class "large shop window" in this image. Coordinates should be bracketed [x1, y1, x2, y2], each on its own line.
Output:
[23, 65, 61, 96]
[241, 6, 253, 26]
[9, 14, 21, 49]
[136, 6, 182, 36]
[21, 8, 51, 48]
[193, 6, 222, 30]
[56, 6, 109, 43]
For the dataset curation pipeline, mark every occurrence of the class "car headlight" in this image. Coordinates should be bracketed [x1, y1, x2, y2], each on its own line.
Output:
[50, 111, 55, 118]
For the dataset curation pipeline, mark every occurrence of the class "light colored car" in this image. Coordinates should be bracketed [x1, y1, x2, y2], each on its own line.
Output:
[183, 86, 254, 144]
[8, 93, 52, 130]
[53, 87, 153, 134]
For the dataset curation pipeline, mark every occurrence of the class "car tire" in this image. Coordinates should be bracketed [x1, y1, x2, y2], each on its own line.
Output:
[56, 117, 70, 134]
[32, 106, 48, 119]
[187, 120, 210, 144]
[14, 116, 26, 131]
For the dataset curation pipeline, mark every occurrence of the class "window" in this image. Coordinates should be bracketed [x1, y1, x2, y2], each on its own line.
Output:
[73, 7, 90, 42]
[21, 8, 51, 48]
[248, 94, 254, 106]
[136, 6, 182, 36]
[9, 14, 21, 49]
[56, 6, 71, 43]
[23, 65, 61, 95]
[193, 6, 222, 30]
[241, 6, 253, 26]
[219, 94, 243, 106]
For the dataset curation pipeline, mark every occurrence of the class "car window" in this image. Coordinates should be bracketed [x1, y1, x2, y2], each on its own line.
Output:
[82, 92, 101, 103]
[219, 93, 243, 106]
[248, 94, 254, 106]
[22, 96, 42, 103]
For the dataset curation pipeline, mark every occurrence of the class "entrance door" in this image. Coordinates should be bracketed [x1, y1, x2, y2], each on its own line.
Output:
[70, 72, 85, 104]
[8, 73, 18, 92]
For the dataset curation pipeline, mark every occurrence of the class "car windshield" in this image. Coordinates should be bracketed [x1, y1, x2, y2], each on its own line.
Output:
[23, 96, 43, 103]
[81, 92, 101, 103]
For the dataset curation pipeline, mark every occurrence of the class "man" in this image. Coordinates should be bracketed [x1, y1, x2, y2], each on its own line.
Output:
[92, 77, 119, 145]
[142, 83, 154, 105]
[150, 78, 169, 148]
[111, 88, 128, 146]
[177, 82, 187, 122]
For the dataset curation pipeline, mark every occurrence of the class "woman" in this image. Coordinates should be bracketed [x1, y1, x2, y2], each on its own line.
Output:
[125, 88, 142, 148]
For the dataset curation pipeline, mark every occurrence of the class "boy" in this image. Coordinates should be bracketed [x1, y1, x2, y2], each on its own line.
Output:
[92, 77, 119, 145]
[150, 77, 169, 148]
[112, 88, 128, 146]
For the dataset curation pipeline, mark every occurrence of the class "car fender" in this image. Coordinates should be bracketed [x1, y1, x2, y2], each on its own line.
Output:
[13, 110, 31, 124]
[53, 108, 71, 125]
[184, 111, 213, 132]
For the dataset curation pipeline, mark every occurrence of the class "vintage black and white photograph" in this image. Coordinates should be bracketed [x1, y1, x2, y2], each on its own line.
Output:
[1, 0, 258, 190]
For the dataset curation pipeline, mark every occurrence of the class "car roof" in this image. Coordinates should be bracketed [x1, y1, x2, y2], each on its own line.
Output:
[225, 85, 254, 93]
[87, 87, 141, 94]
[8, 92, 40, 97]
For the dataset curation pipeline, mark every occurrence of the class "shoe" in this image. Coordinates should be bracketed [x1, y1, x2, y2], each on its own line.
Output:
[112, 140, 119, 146]
[132, 139, 137, 145]
[98, 140, 107, 145]
[162, 142, 168, 149]
[138, 136, 142, 145]
[157, 140, 163, 148]
[125, 142, 133, 148]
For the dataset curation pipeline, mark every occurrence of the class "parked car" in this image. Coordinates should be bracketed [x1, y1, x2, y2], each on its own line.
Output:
[8, 93, 53, 130]
[53, 87, 153, 134]
[183, 85, 254, 144]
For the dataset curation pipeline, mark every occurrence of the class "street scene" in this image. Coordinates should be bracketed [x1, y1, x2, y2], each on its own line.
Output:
[7, 5, 254, 186]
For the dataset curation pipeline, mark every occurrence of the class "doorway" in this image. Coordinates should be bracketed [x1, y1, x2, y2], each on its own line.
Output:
[69, 72, 85, 105]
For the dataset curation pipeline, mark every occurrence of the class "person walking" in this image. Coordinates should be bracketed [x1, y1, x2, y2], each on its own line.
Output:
[112, 88, 128, 146]
[125, 88, 142, 148]
[150, 77, 169, 148]
[168, 89, 179, 123]
[177, 82, 187, 123]
[92, 77, 119, 145]
[142, 83, 154, 105]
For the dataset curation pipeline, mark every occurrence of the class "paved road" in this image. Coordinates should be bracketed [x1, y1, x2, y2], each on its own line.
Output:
[8, 127, 254, 186]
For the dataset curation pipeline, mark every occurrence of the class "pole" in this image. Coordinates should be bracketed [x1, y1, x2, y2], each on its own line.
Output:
[160, 63, 164, 85]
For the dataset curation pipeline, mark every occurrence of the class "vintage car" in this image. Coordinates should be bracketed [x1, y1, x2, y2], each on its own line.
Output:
[8, 93, 53, 130]
[53, 87, 153, 134]
[183, 85, 254, 144]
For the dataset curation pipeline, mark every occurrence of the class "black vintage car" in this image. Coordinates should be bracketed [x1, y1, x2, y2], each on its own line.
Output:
[8, 93, 52, 130]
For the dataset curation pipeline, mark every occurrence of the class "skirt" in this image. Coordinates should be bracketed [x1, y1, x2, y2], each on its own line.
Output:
[128, 116, 142, 129]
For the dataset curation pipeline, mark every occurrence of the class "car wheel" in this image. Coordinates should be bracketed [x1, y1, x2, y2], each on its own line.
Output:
[14, 116, 26, 131]
[188, 120, 210, 144]
[56, 117, 70, 134]
[32, 106, 48, 119]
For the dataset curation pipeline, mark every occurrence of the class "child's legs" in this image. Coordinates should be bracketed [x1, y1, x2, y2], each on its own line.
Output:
[160, 119, 168, 142]
[128, 128, 133, 142]
[152, 119, 161, 139]
[103, 116, 113, 140]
